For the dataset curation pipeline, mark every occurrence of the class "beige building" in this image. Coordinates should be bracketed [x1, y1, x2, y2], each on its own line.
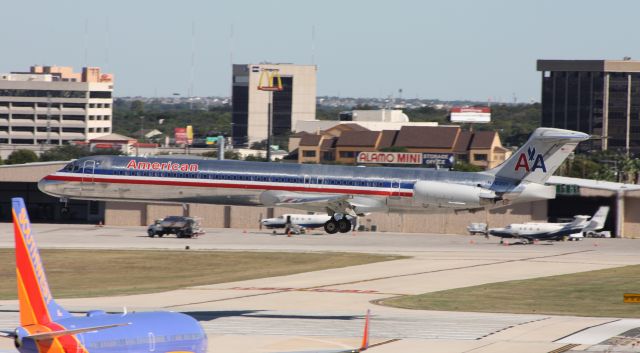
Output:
[296, 124, 512, 169]
[232, 63, 317, 147]
[0, 65, 114, 145]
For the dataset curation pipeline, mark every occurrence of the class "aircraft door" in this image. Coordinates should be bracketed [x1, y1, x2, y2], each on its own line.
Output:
[148, 332, 155, 352]
[304, 175, 319, 189]
[390, 179, 401, 199]
[81, 160, 96, 190]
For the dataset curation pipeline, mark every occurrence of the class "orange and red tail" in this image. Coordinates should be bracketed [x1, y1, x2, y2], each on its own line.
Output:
[12, 197, 71, 326]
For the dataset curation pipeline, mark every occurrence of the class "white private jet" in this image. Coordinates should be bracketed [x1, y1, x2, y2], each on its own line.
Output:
[488, 206, 610, 243]
[261, 213, 332, 232]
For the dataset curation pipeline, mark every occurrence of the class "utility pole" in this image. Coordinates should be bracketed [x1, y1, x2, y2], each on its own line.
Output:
[267, 91, 273, 161]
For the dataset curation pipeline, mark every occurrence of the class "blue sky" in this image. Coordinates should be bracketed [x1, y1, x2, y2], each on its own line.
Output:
[3, 0, 639, 101]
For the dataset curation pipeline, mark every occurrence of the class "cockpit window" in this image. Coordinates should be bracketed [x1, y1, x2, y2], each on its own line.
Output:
[62, 163, 74, 172]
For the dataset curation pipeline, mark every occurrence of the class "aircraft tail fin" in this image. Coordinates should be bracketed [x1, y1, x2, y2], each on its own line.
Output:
[584, 206, 610, 232]
[12, 197, 71, 326]
[487, 128, 589, 185]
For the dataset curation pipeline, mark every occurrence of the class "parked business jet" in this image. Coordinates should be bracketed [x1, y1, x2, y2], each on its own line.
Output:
[488, 206, 610, 243]
[39, 127, 589, 234]
[261, 213, 333, 231]
[0, 198, 208, 353]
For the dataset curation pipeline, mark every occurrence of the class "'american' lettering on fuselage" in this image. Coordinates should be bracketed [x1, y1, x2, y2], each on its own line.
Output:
[126, 160, 199, 172]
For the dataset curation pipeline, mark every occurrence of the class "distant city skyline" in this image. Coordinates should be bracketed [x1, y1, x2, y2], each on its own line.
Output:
[4, 0, 639, 101]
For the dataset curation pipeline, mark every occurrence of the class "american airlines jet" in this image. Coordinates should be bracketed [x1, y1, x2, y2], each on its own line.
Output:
[38, 128, 589, 234]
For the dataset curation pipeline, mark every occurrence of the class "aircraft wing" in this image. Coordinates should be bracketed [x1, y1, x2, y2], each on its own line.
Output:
[260, 191, 351, 207]
[259, 191, 387, 215]
[547, 176, 640, 192]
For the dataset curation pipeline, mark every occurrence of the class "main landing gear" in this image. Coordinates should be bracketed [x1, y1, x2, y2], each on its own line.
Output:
[324, 217, 351, 234]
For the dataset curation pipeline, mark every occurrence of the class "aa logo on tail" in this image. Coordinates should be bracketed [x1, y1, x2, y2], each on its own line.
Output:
[515, 147, 547, 172]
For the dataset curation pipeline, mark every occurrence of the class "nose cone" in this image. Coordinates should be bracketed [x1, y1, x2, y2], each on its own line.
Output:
[37, 177, 57, 196]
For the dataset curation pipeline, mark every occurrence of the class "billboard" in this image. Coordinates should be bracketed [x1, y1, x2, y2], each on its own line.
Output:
[450, 107, 491, 123]
[422, 153, 455, 168]
[174, 127, 187, 145]
[357, 152, 423, 165]
[357, 152, 455, 168]
[186, 125, 194, 145]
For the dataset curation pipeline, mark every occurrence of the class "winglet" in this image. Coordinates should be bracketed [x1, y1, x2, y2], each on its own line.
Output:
[12, 197, 71, 326]
[358, 310, 370, 352]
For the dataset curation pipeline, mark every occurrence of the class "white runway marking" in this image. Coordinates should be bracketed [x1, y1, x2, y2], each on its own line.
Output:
[557, 319, 640, 345]
[196, 310, 546, 340]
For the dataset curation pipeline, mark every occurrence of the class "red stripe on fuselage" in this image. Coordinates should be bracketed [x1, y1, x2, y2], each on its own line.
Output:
[45, 174, 415, 198]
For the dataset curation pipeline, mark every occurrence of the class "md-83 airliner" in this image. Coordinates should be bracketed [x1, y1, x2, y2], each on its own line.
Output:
[39, 128, 590, 234]
[0, 197, 208, 353]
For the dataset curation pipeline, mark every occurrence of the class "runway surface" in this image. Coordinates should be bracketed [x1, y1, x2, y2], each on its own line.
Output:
[0, 224, 639, 352]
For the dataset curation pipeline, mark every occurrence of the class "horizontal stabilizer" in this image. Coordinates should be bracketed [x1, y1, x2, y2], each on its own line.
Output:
[0, 330, 14, 339]
[25, 323, 129, 340]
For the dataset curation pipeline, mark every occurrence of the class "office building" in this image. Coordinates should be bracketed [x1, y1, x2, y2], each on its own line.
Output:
[0, 65, 114, 145]
[232, 63, 316, 147]
[538, 59, 640, 153]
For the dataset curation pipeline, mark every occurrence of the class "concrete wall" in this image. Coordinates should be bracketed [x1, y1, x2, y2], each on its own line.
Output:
[624, 192, 640, 238]
[104, 202, 146, 226]
[103, 200, 547, 235]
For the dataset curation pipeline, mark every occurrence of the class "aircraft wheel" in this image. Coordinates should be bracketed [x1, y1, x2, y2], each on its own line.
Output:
[324, 220, 339, 234]
[337, 218, 351, 233]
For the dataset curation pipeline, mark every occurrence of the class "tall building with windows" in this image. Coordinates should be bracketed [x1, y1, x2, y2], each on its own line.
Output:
[231, 63, 316, 147]
[537, 59, 640, 153]
[0, 65, 114, 145]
